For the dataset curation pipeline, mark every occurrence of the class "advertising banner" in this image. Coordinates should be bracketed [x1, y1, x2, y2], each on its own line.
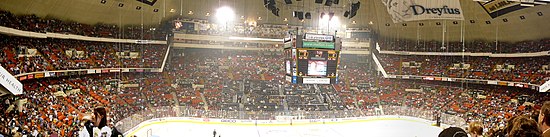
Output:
[302, 78, 331, 84]
[540, 80, 550, 92]
[87, 69, 96, 74]
[303, 41, 335, 49]
[35, 73, 44, 79]
[304, 34, 334, 42]
[0, 66, 23, 95]
[382, 0, 464, 23]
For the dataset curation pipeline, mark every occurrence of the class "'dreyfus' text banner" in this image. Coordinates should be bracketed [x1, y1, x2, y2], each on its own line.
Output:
[382, 0, 464, 23]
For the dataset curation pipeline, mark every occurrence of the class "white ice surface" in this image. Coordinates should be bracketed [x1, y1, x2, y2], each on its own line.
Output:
[130, 119, 443, 137]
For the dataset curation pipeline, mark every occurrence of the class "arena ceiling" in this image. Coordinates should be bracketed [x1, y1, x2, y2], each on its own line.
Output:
[0, 0, 548, 42]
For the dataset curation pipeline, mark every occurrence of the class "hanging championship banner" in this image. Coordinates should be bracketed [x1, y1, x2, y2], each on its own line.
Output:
[382, 0, 464, 23]
[478, 0, 549, 18]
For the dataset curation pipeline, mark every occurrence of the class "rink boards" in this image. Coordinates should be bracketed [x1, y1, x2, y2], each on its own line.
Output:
[125, 115, 443, 136]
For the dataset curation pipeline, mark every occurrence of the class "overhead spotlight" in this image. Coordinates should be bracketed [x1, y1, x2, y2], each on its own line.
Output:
[258, 17, 262, 20]
[153, 9, 159, 12]
[343, 11, 350, 18]
[305, 12, 311, 19]
[265, 0, 276, 8]
[118, 3, 124, 7]
[325, 0, 333, 6]
[137, 0, 157, 6]
[293, 11, 304, 20]
[100, 0, 107, 4]
[188, 10, 193, 15]
[265, 0, 279, 16]
[215, 6, 235, 23]
[241, 16, 245, 19]
[315, 0, 323, 4]
[352, 21, 357, 24]
[136, 6, 141, 10]
[206, 12, 210, 16]
[284, 18, 288, 21]
[271, 7, 280, 16]
[284, 0, 292, 4]
[348, 1, 360, 19]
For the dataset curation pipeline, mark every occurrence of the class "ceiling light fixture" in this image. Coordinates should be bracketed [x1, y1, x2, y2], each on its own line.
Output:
[216, 6, 235, 24]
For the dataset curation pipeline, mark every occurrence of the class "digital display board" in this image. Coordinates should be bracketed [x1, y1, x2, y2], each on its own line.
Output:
[296, 49, 339, 77]
[284, 34, 340, 84]
[307, 60, 327, 76]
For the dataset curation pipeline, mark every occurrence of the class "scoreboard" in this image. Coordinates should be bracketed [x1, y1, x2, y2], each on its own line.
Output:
[284, 34, 341, 84]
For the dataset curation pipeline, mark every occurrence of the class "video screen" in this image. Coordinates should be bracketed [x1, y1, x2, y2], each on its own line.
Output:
[286, 60, 291, 74]
[307, 60, 327, 76]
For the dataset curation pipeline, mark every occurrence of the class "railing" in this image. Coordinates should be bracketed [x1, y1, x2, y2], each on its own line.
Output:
[372, 50, 543, 91]
[0, 26, 167, 44]
[114, 106, 467, 134]
[13, 68, 163, 81]
[375, 43, 550, 57]
[382, 105, 467, 128]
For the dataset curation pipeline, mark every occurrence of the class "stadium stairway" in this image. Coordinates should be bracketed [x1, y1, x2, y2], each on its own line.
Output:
[60, 99, 80, 115]
[171, 91, 179, 107]
[199, 88, 209, 110]
[279, 85, 289, 111]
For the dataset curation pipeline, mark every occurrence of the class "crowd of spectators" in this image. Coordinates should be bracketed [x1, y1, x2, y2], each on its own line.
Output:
[0, 72, 185, 137]
[0, 10, 166, 40]
[1, 47, 549, 136]
[377, 54, 550, 85]
[0, 34, 168, 75]
[2, 5, 548, 136]
[378, 38, 550, 53]
[340, 73, 547, 136]
[173, 18, 290, 39]
[166, 48, 347, 113]
[335, 54, 548, 136]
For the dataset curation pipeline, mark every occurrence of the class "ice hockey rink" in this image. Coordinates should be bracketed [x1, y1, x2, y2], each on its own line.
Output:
[127, 116, 444, 137]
